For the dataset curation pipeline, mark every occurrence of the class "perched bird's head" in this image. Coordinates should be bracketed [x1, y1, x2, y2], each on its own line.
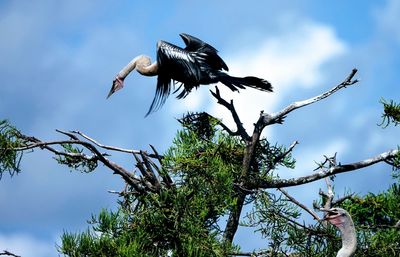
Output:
[107, 76, 124, 99]
[321, 207, 351, 228]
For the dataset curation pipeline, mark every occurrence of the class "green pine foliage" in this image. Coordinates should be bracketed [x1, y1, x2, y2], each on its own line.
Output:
[2, 99, 399, 256]
[57, 113, 298, 256]
[0, 119, 24, 178]
[380, 98, 400, 128]
[341, 184, 400, 256]
[55, 143, 98, 173]
[59, 117, 243, 256]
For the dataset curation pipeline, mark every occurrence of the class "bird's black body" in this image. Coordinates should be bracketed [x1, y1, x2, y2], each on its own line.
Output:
[148, 33, 273, 115]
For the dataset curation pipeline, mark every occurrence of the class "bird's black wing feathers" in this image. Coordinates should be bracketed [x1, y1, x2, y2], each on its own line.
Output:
[157, 40, 202, 82]
[146, 40, 203, 116]
[179, 33, 218, 52]
[145, 73, 171, 116]
[180, 33, 229, 71]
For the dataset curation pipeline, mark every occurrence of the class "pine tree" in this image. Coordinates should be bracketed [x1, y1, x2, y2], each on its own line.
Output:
[1, 70, 399, 256]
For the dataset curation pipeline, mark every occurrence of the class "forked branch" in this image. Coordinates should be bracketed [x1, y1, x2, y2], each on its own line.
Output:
[5, 129, 169, 194]
[210, 86, 251, 140]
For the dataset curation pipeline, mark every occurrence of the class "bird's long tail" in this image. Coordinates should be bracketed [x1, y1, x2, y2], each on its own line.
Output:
[218, 74, 273, 92]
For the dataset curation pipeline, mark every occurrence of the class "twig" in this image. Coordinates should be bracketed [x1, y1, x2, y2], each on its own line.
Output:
[332, 193, 354, 206]
[210, 86, 250, 140]
[69, 130, 161, 159]
[55, 129, 79, 140]
[278, 188, 321, 221]
[0, 250, 21, 257]
[272, 141, 298, 168]
[149, 144, 164, 163]
[217, 120, 241, 137]
[323, 177, 335, 209]
[13, 134, 100, 162]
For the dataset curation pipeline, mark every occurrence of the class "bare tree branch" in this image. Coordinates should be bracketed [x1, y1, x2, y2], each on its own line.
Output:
[257, 148, 399, 189]
[210, 86, 251, 140]
[217, 120, 241, 137]
[258, 68, 359, 128]
[8, 132, 151, 191]
[133, 152, 161, 192]
[0, 250, 20, 257]
[322, 177, 335, 210]
[68, 130, 161, 159]
[332, 193, 354, 206]
[55, 129, 80, 140]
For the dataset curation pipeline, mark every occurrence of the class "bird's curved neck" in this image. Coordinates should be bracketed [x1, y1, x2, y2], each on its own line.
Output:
[117, 55, 158, 79]
[336, 223, 357, 257]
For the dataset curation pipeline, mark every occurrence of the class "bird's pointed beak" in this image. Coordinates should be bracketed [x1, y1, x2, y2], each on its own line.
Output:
[107, 77, 124, 99]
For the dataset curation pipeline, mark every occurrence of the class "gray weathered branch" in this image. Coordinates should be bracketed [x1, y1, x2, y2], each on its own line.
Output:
[68, 130, 161, 159]
[8, 131, 168, 194]
[258, 68, 359, 128]
[257, 148, 399, 189]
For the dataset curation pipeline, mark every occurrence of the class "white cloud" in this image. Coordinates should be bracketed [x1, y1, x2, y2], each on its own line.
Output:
[0, 233, 56, 257]
[186, 21, 348, 133]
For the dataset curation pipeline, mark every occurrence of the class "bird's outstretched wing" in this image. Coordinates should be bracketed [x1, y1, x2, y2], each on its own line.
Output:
[145, 73, 172, 116]
[146, 40, 202, 116]
[157, 40, 201, 81]
[180, 33, 229, 71]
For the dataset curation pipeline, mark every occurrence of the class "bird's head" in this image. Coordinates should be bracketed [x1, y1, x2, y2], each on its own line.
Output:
[107, 76, 124, 99]
[321, 207, 351, 228]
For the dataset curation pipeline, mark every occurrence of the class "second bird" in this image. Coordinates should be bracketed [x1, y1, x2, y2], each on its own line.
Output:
[107, 33, 273, 116]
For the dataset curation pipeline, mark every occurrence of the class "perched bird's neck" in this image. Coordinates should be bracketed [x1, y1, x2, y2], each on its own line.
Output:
[336, 223, 357, 257]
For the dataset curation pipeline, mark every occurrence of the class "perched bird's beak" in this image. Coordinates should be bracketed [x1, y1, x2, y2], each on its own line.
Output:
[107, 77, 124, 99]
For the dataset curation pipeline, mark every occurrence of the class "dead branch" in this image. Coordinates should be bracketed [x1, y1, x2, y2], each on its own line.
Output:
[258, 68, 359, 128]
[332, 193, 354, 206]
[0, 250, 20, 257]
[210, 86, 251, 140]
[257, 148, 399, 189]
[68, 130, 161, 159]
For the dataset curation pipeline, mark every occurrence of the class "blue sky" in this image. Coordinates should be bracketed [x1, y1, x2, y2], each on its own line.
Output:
[0, 0, 399, 256]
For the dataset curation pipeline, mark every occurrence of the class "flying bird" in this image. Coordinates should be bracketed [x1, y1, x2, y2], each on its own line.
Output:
[107, 33, 273, 116]
[322, 207, 357, 257]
